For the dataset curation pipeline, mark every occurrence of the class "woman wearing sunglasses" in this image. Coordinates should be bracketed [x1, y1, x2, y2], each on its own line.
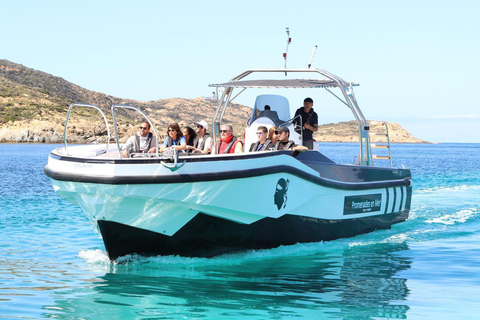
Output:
[268, 126, 280, 146]
[160, 123, 187, 153]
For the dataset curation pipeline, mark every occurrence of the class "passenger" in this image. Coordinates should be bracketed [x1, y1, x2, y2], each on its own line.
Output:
[249, 126, 274, 152]
[258, 105, 281, 126]
[121, 121, 157, 158]
[275, 126, 308, 153]
[293, 97, 318, 150]
[192, 120, 213, 154]
[182, 126, 197, 151]
[213, 124, 243, 154]
[258, 105, 270, 117]
[160, 123, 187, 153]
[268, 126, 280, 146]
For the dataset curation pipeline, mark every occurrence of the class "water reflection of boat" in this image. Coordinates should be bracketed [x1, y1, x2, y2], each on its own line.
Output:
[47, 242, 411, 318]
[44, 67, 412, 261]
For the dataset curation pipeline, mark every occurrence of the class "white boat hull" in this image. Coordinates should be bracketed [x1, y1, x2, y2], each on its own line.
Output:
[46, 147, 412, 259]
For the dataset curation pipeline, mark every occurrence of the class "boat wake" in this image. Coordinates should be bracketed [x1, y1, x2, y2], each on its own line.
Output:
[77, 230, 412, 267]
[77, 242, 331, 266]
[425, 208, 479, 225]
[415, 184, 480, 194]
[77, 249, 111, 265]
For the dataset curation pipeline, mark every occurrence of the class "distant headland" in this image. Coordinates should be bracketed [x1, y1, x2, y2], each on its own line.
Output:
[0, 59, 427, 144]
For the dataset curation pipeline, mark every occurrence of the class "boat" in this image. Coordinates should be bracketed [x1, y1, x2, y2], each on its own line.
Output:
[44, 67, 412, 261]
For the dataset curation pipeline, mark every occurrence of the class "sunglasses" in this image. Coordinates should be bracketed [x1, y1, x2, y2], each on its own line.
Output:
[140, 126, 149, 130]
[168, 129, 176, 132]
[256, 132, 264, 135]
[220, 130, 229, 133]
[274, 131, 279, 134]
[197, 125, 203, 129]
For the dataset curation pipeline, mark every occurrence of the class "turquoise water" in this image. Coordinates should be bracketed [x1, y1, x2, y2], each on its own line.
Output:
[0, 143, 479, 319]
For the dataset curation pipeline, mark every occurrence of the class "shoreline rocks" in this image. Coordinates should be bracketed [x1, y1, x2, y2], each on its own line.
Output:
[0, 119, 428, 144]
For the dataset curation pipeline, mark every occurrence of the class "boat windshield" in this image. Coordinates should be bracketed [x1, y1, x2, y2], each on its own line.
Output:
[250, 94, 290, 126]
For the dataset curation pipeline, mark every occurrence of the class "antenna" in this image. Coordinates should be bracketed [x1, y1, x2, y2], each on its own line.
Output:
[308, 45, 318, 68]
[283, 27, 291, 75]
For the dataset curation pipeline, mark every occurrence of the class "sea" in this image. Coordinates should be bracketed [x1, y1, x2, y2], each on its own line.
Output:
[0, 142, 479, 319]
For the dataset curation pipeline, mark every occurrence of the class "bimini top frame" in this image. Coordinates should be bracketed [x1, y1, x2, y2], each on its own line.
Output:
[209, 68, 373, 166]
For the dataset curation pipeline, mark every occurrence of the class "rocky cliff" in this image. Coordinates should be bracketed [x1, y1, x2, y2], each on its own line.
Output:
[0, 59, 426, 144]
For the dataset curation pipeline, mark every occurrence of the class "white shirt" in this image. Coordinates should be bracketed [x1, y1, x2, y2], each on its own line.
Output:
[122, 132, 157, 152]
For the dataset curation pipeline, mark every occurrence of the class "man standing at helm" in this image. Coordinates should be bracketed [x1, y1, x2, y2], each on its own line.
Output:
[294, 97, 318, 150]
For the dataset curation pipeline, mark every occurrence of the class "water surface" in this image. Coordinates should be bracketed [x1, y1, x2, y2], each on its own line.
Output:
[0, 143, 479, 319]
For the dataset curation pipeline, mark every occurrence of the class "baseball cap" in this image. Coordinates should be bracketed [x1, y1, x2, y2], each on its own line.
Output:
[194, 120, 208, 130]
[278, 126, 289, 134]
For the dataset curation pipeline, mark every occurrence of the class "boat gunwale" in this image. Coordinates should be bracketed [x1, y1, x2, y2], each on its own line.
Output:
[44, 153, 412, 191]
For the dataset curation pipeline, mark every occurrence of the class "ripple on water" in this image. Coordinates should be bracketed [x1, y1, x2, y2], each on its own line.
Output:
[1, 143, 479, 319]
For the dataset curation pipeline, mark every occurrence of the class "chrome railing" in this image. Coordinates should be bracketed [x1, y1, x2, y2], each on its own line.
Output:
[63, 103, 110, 156]
[111, 105, 160, 159]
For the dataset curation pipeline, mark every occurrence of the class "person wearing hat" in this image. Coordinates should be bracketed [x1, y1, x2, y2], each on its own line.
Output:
[192, 120, 213, 154]
[275, 126, 308, 153]
[294, 97, 318, 149]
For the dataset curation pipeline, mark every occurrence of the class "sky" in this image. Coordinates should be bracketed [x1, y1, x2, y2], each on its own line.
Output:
[2, 0, 479, 143]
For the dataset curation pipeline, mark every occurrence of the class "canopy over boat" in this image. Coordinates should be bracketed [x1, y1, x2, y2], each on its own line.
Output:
[209, 68, 372, 166]
[210, 78, 359, 89]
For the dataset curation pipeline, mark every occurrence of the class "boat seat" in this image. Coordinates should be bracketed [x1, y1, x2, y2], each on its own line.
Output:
[249, 94, 291, 126]
[258, 110, 282, 126]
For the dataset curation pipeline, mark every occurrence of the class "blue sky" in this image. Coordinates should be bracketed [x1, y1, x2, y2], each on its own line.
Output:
[2, 0, 479, 142]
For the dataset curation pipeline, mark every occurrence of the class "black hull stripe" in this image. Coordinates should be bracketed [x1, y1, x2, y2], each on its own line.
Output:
[97, 211, 410, 260]
[400, 186, 405, 212]
[45, 163, 411, 191]
[392, 187, 397, 214]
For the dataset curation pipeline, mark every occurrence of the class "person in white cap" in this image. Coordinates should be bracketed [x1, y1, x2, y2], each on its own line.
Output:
[192, 120, 213, 154]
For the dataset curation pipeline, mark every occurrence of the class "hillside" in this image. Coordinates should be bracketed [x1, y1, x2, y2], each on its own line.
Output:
[315, 121, 427, 143]
[0, 59, 251, 143]
[0, 59, 426, 144]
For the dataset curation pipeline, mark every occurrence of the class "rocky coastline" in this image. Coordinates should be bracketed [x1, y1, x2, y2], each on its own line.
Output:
[0, 59, 427, 144]
[0, 118, 428, 144]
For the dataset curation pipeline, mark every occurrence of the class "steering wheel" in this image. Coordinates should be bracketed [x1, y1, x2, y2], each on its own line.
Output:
[161, 147, 186, 170]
